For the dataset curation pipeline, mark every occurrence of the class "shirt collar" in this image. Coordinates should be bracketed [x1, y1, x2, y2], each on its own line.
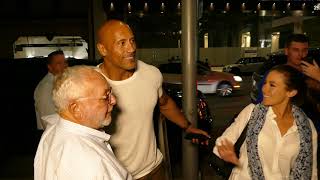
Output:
[57, 116, 111, 142]
[96, 62, 138, 85]
[47, 72, 54, 77]
[268, 106, 298, 132]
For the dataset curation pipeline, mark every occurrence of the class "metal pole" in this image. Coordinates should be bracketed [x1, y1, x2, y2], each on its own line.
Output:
[181, 0, 198, 180]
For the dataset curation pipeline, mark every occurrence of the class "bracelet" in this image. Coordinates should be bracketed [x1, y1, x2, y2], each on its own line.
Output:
[182, 121, 192, 131]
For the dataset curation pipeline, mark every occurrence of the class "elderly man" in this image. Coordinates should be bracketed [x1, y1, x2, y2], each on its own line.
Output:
[96, 19, 210, 179]
[34, 50, 67, 130]
[34, 66, 132, 180]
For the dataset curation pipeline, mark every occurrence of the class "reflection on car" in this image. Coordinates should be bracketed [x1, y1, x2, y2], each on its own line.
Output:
[154, 83, 214, 176]
[223, 57, 266, 75]
[158, 62, 242, 97]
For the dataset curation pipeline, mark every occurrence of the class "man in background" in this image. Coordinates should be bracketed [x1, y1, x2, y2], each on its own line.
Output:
[256, 34, 320, 106]
[34, 50, 67, 130]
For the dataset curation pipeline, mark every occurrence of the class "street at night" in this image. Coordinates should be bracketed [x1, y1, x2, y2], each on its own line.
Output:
[207, 76, 252, 132]
[1, 1, 320, 179]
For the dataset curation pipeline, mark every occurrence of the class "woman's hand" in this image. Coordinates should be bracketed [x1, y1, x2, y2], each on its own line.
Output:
[217, 139, 240, 166]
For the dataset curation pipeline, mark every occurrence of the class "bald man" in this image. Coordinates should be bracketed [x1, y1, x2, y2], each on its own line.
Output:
[95, 19, 210, 180]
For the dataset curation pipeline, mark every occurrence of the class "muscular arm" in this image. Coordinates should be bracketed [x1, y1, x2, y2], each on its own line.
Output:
[158, 91, 210, 140]
[159, 91, 189, 129]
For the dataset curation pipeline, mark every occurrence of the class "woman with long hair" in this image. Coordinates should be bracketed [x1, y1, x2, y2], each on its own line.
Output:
[213, 65, 317, 179]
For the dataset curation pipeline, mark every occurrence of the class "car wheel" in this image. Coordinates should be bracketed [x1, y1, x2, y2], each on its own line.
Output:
[217, 83, 232, 97]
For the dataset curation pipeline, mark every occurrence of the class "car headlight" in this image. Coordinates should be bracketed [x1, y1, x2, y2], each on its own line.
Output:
[233, 76, 242, 82]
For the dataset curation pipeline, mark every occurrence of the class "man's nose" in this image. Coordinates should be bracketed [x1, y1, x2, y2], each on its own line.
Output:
[298, 50, 305, 58]
[127, 42, 136, 53]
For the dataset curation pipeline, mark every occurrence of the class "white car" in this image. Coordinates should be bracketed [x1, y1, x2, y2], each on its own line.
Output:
[223, 57, 266, 75]
[158, 62, 242, 97]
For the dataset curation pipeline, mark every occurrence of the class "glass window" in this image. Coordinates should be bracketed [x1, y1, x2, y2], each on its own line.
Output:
[13, 36, 88, 59]
[103, 1, 320, 67]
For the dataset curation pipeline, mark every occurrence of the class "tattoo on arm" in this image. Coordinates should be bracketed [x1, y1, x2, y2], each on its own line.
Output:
[159, 91, 169, 106]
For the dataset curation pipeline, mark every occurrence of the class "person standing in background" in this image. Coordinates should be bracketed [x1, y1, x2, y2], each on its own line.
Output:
[34, 50, 67, 130]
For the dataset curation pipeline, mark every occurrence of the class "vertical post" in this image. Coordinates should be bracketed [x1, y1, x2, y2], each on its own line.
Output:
[88, 0, 106, 61]
[293, 16, 303, 34]
[181, 0, 198, 180]
[292, 10, 304, 34]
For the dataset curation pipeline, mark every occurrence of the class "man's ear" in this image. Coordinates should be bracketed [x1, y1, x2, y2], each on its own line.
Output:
[287, 89, 297, 98]
[68, 102, 81, 118]
[97, 43, 107, 57]
[47, 64, 53, 73]
[284, 47, 288, 56]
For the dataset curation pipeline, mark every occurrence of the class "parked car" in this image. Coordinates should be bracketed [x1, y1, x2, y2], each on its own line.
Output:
[250, 48, 320, 103]
[158, 62, 242, 97]
[223, 57, 266, 75]
[154, 82, 214, 176]
[162, 82, 213, 133]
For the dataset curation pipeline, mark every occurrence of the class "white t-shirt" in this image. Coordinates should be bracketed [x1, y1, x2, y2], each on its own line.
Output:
[213, 104, 318, 180]
[96, 60, 163, 179]
[34, 72, 56, 130]
[34, 116, 132, 180]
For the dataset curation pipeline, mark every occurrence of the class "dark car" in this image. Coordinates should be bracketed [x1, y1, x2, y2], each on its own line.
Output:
[163, 83, 213, 133]
[250, 48, 320, 103]
[154, 82, 214, 177]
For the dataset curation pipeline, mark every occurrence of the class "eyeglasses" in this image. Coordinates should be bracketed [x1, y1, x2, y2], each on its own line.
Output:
[76, 87, 113, 104]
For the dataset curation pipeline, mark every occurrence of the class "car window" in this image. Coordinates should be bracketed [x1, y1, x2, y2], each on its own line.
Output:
[197, 65, 210, 75]
[258, 57, 266, 62]
[256, 54, 287, 75]
[159, 63, 182, 74]
[235, 57, 266, 64]
[235, 58, 245, 64]
[307, 49, 320, 65]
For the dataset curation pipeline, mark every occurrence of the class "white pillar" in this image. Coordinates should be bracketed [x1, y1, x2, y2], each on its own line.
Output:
[293, 16, 303, 34]
[271, 33, 280, 53]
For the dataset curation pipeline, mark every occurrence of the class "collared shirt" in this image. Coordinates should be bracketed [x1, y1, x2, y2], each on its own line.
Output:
[34, 116, 132, 180]
[213, 104, 318, 180]
[34, 72, 56, 130]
